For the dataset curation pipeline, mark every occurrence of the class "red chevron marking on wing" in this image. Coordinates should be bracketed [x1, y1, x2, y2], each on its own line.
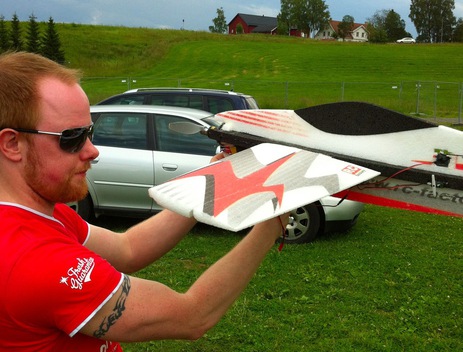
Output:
[178, 153, 296, 217]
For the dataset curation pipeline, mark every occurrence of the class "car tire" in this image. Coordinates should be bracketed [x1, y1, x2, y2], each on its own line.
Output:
[76, 195, 94, 222]
[282, 203, 321, 244]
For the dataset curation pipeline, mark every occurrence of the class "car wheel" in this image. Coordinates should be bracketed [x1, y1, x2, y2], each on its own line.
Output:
[283, 203, 321, 244]
[76, 195, 94, 222]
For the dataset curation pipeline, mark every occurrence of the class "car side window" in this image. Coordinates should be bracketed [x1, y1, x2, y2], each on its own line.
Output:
[154, 114, 218, 156]
[92, 113, 148, 150]
[149, 94, 203, 111]
[107, 94, 145, 105]
[206, 97, 234, 114]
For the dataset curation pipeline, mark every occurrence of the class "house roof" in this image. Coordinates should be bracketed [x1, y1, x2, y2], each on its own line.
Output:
[229, 13, 278, 33]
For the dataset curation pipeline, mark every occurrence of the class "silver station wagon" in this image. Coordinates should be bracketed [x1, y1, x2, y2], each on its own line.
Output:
[72, 105, 364, 244]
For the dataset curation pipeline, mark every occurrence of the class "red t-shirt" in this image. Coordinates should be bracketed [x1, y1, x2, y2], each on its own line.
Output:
[0, 202, 124, 351]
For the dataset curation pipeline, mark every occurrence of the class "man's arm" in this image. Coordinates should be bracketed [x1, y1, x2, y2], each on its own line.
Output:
[85, 152, 228, 273]
[80, 216, 286, 342]
[85, 209, 197, 273]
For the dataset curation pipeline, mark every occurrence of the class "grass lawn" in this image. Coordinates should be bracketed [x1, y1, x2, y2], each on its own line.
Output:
[53, 24, 463, 119]
[51, 25, 463, 350]
[93, 204, 463, 352]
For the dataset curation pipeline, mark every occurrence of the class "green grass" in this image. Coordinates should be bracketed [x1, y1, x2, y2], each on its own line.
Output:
[54, 24, 463, 118]
[53, 25, 463, 349]
[93, 205, 463, 351]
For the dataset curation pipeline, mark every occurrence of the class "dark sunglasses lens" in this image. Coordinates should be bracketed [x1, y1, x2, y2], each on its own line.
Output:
[60, 126, 93, 153]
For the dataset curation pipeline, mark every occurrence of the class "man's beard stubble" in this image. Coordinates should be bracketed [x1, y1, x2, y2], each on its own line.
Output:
[24, 144, 89, 205]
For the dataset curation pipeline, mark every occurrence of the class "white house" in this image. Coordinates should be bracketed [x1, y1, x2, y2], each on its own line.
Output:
[315, 20, 369, 42]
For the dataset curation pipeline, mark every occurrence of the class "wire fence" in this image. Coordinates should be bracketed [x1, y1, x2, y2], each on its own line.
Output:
[81, 78, 463, 124]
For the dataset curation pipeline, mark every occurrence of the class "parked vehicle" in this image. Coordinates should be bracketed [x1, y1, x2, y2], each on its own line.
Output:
[97, 87, 259, 114]
[396, 37, 416, 44]
[70, 105, 364, 243]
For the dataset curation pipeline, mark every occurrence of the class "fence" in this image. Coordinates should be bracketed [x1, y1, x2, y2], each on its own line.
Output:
[81, 78, 463, 124]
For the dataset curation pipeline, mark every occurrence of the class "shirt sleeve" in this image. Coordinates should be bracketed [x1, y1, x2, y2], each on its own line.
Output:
[54, 203, 91, 244]
[6, 214, 124, 337]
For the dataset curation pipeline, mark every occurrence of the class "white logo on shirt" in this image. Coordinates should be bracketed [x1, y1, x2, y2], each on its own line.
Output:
[60, 257, 95, 290]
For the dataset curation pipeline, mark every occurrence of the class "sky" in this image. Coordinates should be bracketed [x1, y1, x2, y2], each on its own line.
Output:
[1, 0, 463, 38]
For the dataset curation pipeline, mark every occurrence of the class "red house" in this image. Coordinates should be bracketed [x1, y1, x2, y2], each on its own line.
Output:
[228, 13, 278, 35]
[228, 13, 303, 36]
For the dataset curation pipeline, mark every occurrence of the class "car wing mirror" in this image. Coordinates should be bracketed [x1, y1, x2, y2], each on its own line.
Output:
[168, 121, 206, 135]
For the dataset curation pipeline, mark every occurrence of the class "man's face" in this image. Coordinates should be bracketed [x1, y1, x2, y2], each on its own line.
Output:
[23, 77, 99, 205]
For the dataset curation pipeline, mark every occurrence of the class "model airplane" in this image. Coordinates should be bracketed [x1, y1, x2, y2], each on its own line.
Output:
[149, 143, 379, 231]
[149, 102, 463, 231]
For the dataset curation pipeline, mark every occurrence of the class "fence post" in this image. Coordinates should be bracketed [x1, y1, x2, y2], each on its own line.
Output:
[459, 82, 463, 124]
[285, 81, 289, 109]
[415, 81, 421, 115]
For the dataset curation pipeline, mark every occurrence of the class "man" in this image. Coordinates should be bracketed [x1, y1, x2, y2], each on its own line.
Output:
[0, 52, 288, 351]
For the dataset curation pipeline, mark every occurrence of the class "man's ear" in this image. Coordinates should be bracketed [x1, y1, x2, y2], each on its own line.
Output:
[0, 129, 23, 161]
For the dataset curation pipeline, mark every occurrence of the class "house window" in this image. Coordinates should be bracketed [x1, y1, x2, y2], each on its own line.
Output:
[356, 32, 359, 37]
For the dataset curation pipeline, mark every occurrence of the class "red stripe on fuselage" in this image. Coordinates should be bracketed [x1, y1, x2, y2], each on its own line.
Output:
[217, 111, 308, 137]
[334, 190, 463, 217]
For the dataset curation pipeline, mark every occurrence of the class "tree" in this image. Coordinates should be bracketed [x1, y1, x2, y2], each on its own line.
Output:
[409, 0, 456, 42]
[236, 23, 244, 34]
[453, 17, 463, 41]
[305, 0, 331, 37]
[367, 9, 389, 42]
[41, 17, 65, 64]
[368, 9, 410, 42]
[26, 13, 41, 53]
[384, 10, 409, 40]
[368, 9, 389, 30]
[0, 15, 9, 52]
[278, 0, 330, 37]
[209, 7, 227, 33]
[337, 15, 354, 41]
[9, 13, 22, 51]
[366, 22, 389, 43]
[277, 0, 295, 35]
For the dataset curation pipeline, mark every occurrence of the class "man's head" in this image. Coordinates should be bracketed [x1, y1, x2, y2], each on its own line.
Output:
[0, 52, 99, 208]
[0, 51, 82, 130]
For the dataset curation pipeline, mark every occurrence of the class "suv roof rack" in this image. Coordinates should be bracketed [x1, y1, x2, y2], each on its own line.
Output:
[123, 87, 240, 95]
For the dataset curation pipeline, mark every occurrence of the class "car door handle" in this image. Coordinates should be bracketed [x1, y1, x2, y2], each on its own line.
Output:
[91, 157, 100, 164]
[162, 163, 178, 171]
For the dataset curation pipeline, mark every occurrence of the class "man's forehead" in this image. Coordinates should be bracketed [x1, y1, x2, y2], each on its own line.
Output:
[37, 77, 90, 126]
[38, 76, 85, 98]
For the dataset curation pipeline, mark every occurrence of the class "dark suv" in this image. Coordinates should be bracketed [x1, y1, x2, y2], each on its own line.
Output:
[97, 88, 259, 114]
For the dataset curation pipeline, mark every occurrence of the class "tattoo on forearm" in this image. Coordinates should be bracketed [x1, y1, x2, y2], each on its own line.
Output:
[93, 274, 131, 338]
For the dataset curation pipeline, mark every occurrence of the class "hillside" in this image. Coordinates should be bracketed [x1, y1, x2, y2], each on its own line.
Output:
[57, 24, 463, 116]
[60, 24, 461, 81]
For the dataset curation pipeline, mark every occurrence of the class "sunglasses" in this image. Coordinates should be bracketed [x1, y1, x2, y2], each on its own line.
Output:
[11, 124, 94, 153]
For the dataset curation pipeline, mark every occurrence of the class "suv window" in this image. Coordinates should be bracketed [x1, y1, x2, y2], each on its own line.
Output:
[154, 114, 217, 156]
[206, 96, 234, 114]
[150, 94, 203, 110]
[92, 113, 148, 150]
[97, 89, 259, 113]
[106, 95, 145, 105]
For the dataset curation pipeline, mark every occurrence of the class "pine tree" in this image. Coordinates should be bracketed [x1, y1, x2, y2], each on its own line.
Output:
[9, 13, 22, 51]
[0, 15, 9, 52]
[41, 17, 65, 64]
[26, 13, 41, 53]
